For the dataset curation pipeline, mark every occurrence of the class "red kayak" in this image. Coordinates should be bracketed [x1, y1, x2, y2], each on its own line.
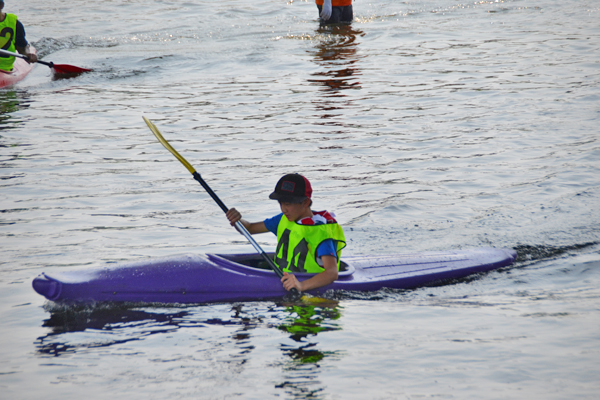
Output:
[0, 46, 36, 88]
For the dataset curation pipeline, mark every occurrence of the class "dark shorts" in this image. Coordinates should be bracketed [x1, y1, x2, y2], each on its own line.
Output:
[317, 5, 353, 25]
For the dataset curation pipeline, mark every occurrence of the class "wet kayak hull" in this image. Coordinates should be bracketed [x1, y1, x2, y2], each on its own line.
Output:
[32, 247, 517, 304]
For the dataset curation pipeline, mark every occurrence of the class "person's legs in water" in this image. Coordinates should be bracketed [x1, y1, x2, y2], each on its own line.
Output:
[317, 5, 353, 25]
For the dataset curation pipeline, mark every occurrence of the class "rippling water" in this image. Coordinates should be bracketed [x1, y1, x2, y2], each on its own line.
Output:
[1, 0, 599, 399]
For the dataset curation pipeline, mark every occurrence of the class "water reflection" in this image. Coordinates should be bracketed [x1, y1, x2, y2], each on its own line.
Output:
[35, 302, 342, 353]
[35, 301, 343, 397]
[35, 303, 261, 357]
[278, 303, 342, 341]
[0, 90, 32, 129]
[35, 305, 192, 357]
[308, 25, 364, 124]
[276, 303, 343, 399]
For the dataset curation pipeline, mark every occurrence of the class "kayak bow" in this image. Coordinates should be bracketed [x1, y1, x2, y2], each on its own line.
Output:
[0, 46, 36, 88]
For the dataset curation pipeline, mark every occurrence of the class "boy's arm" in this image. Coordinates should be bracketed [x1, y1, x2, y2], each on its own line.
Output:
[281, 255, 338, 292]
[14, 44, 37, 63]
[239, 219, 268, 234]
[15, 21, 37, 63]
[226, 208, 268, 234]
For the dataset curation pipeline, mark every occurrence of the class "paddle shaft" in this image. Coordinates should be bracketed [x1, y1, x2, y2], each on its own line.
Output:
[0, 48, 51, 67]
[191, 170, 286, 280]
[142, 117, 297, 293]
[0, 48, 91, 74]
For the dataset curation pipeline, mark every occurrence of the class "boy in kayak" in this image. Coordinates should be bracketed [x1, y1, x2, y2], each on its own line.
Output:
[226, 173, 346, 293]
[316, 0, 353, 25]
[0, 0, 37, 71]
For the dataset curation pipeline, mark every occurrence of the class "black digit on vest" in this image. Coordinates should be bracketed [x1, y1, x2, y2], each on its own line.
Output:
[0, 28, 14, 55]
[290, 238, 309, 272]
[275, 228, 310, 273]
[275, 229, 291, 271]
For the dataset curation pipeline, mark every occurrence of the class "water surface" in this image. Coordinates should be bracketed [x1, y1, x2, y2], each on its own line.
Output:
[1, 0, 599, 399]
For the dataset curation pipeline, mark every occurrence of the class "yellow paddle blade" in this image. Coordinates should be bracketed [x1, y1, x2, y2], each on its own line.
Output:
[143, 116, 196, 175]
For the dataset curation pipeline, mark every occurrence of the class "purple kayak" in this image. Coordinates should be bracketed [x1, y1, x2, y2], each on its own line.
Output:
[32, 247, 516, 304]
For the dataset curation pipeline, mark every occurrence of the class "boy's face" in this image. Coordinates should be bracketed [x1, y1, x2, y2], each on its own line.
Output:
[279, 199, 311, 222]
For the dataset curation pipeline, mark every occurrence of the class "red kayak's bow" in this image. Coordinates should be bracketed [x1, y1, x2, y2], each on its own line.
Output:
[0, 46, 36, 88]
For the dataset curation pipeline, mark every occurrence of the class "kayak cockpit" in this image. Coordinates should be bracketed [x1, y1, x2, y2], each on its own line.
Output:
[212, 253, 355, 276]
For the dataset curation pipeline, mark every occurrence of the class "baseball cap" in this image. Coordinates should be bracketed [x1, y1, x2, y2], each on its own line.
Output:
[269, 174, 312, 203]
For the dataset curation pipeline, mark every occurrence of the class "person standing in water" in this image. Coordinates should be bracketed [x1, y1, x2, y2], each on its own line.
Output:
[316, 0, 353, 25]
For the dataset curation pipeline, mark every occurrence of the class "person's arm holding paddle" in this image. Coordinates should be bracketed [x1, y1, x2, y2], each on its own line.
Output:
[226, 208, 268, 234]
[15, 43, 37, 64]
[14, 18, 37, 64]
[227, 207, 341, 292]
[282, 254, 338, 292]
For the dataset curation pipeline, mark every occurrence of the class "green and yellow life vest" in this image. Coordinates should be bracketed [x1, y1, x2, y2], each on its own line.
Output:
[275, 215, 346, 273]
[0, 13, 18, 72]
